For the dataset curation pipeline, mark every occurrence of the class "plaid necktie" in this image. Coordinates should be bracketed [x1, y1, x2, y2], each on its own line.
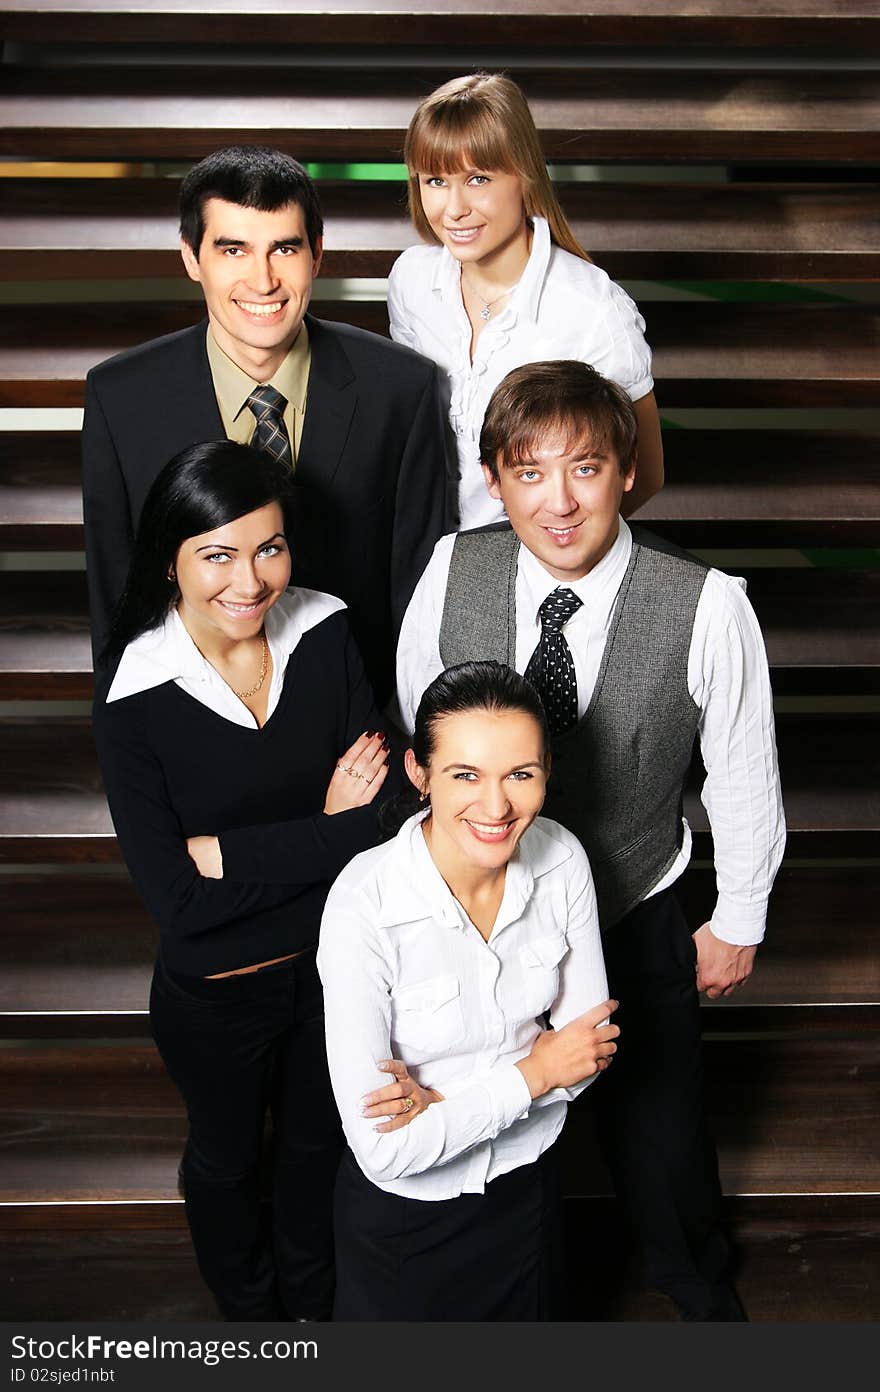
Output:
[247, 384, 293, 471]
[524, 587, 583, 736]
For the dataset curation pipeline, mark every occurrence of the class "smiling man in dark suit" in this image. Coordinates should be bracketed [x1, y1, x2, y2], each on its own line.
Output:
[82, 146, 451, 700]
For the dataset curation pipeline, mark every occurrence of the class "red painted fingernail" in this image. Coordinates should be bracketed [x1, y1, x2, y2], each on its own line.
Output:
[365, 730, 376, 738]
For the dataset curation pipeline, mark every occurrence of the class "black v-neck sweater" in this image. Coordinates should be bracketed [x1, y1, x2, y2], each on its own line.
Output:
[93, 611, 384, 976]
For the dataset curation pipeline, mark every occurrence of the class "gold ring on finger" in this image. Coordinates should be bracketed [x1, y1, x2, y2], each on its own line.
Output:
[402, 1096, 414, 1113]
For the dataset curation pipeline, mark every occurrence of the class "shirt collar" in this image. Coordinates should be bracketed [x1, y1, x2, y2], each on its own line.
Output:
[374, 810, 573, 934]
[206, 321, 310, 421]
[515, 215, 551, 323]
[105, 589, 343, 704]
[518, 517, 632, 619]
[430, 216, 550, 324]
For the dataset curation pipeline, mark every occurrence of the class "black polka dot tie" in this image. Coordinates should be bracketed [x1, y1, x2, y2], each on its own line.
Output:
[247, 384, 293, 471]
[524, 587, 583, 735]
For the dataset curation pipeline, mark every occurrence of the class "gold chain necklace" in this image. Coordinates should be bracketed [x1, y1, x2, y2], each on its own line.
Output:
[234, 631, 269, 699]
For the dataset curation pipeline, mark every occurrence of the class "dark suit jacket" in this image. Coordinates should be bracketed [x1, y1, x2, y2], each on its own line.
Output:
[82, 315, 453, 701]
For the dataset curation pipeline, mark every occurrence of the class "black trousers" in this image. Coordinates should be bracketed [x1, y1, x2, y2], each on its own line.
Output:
[333, 1145, 564, 1321]
[150, 948, 343, 1321]
[591, 888, 730, 1319]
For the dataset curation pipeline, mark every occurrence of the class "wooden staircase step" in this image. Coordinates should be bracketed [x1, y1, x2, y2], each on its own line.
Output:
[2, 64, 877, 164]
[3, 1, 879, 51]
[561, 1030, 880, 1197]
[3, 868, 875, 1034]
[0, 713, 875, 861]
[3, 430, 877, 553]
[2, 568, 878, 700]
[0, 873, 154, 1023]
[3, 177, 878, 282]
[686, 713, 880, 858]
[2, 301, 878, 409]
[644, 431, 880, 550]
[0, 1043, 184, 1204]
[1, 1030, 875, 1205]
[679, 867, 880, 1008]
[562, 1194, 880, 1322]
[1, 1195, 876, 1321]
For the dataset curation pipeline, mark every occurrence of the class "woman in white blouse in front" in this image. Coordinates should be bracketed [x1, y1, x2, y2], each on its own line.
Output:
[317, 661, 618, 1321]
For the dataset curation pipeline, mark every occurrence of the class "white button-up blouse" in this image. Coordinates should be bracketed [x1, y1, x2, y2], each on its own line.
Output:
[317, 811, 609, 1201]
[387, 216, 654, 530]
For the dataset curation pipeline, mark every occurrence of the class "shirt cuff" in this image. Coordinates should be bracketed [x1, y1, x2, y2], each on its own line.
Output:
[710, 895, 767, 946]
[487, 1062, 534, 1131]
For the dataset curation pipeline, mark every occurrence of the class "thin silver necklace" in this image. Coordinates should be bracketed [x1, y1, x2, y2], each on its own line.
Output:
[463, 276, 520, 322]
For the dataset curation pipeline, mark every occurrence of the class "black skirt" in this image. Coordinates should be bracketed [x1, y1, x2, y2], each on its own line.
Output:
[332, 1143, 564, 1321]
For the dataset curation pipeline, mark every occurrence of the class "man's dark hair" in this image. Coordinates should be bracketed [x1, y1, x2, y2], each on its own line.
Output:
[102, 440, 297, 660]
[479, 360, 638, 481]
[179, 146, 324, 257]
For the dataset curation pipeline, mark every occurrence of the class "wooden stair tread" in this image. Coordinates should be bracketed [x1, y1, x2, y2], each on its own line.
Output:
[1, 875, 155, 1016]
[1, 570, 877, 701]
[4, 867, 875, 1021]
[2, 178, 878, 282]
[562, 1194, 880, 1323]
[560, 1033, 880, 1197]
[2, 1195, 876, 1321]
[2, 302, 878, 409]
[3, 1, 879, 50]
[2, 65, 877, 163]
[0, 714, 876, 860]
[3, 430, 877, 552]
[1, 1034, 875, 1203]
[684, 713, 879, 857]
[679, 868, 880, 1008]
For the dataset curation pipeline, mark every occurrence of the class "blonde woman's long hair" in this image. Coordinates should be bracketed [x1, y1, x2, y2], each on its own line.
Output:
[404, 72, 590, 262]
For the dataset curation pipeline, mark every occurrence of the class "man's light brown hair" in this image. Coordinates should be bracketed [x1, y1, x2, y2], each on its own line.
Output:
[479, 360, 637, 481]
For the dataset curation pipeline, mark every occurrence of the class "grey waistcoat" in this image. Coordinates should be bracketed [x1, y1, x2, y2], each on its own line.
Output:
[438, 525, 708, 929]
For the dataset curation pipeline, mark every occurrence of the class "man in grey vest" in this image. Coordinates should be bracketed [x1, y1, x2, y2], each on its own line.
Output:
[396, 360, 786, 1321]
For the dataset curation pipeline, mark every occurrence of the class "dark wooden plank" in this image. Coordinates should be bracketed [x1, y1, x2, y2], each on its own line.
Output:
[0, 719, 117, 863]
[0, 714, 876, 861]
[559, 1032, 880, 1197]
[678, 867, 880, 1009]
[642, 431, 880, 551]
[0, 867, 875, 1030]
[0, 872, 155, 1018]
[3, 868, 874, 1035]
[1, 1196, 877, 1321]
[0, 572, 92, 698]
[2, 302, 878, 409]
[562, 1194, 880, 1322]
[685, 713, 880, 859]
[1, 65, 877, 163]
[3, 1, 880, 50]
[0, 431, 83, 548]
[1, 1030, 875, 1204]
[0, 1043, 185, 1203]
[1, 568, 877, 700]
[4, 429, 878, 553]
[3, 178, 879, 282]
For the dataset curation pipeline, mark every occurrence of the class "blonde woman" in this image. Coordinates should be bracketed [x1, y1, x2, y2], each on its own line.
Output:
[388, 72, 663, 529]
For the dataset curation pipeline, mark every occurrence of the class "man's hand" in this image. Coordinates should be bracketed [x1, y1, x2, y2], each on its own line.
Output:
[693, 922, 757, 999]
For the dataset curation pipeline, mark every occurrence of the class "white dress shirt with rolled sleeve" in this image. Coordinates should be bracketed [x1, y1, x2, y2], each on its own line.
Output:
[387, 217, 654, 530]
[317, 812, 609, 1201]
[396, 519, 786, 946]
